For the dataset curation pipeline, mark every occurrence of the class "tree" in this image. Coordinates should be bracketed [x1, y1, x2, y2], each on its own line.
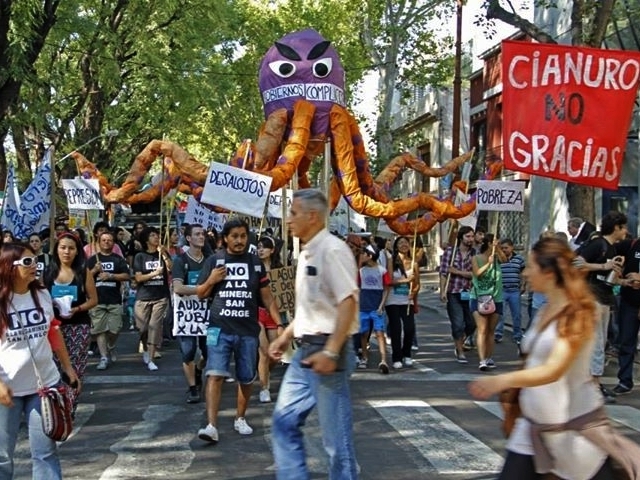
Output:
[360, 0, 457, 170]
[479, 0, 618, 223]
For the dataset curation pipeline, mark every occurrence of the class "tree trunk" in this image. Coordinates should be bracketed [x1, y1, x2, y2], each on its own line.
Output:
[566, 183, 595, 224]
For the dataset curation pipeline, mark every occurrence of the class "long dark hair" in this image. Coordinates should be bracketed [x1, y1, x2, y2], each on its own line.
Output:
[258, 236, 283, 269]
[0, 243, 46, 337]
[391, 236, 411, 277]
[43, 232, 87, 291]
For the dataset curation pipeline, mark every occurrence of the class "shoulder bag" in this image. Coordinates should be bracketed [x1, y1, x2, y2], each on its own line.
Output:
[21, 316, 74, 442]
[475, 257, 497, 315]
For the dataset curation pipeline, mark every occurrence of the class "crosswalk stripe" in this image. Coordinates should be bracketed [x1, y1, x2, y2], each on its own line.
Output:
[369, 399, 503, 475]
[99, 405, 195, 480]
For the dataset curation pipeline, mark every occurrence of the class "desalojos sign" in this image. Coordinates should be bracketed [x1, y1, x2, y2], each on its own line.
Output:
[61, 178, 104, 210]
[201, 162, 272, 218]
[502, 40, 640, 190]
[476, 180, 525, 212]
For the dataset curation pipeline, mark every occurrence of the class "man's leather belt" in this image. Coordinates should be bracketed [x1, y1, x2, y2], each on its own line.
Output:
[295, 334, 330, 346]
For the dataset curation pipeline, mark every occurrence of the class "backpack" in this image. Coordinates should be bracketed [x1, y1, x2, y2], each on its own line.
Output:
[576, 232, 608, 261]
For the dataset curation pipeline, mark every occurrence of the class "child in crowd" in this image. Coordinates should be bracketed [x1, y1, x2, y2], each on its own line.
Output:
[358, 245, 391, 374]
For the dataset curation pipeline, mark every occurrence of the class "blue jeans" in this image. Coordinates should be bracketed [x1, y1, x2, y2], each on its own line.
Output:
[272, 343, 358, 480]
[0, 392, 62, 480]
[495, 290, 522, 341]
[617, 299, 640, 388]
[178, 335, 207, 363]
[446, 293, 475, 340]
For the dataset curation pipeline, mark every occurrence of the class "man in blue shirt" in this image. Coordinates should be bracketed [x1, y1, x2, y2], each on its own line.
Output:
[495, 239, 525, 343]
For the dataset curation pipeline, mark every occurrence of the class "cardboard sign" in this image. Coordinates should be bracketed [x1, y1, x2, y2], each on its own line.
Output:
[268, 266, 296, 312]
[172, 294, 209, 337]
[184, 196, 228, 231]
[502, 40, 640, 189]
[62, 178, 104, 210]
[201, 162, 272, 217]
[476, 180, 525, 212]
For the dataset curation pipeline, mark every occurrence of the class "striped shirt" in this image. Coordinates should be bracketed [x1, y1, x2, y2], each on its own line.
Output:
[500, 253, 525, 291]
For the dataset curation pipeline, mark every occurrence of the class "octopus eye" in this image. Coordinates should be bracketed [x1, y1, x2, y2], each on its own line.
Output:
[312, 58, 332, 78]
[269, 61, 296, 78]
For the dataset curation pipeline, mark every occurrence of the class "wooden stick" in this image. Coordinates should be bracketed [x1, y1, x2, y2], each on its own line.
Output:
[227, 139, 252, 219]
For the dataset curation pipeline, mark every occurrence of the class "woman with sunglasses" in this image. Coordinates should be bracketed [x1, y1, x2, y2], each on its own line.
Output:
[0, 242, 79, 479]
[43, 232, 97, 414]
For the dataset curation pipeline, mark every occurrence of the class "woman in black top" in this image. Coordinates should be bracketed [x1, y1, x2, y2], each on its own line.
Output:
[43, 232, 97, 412]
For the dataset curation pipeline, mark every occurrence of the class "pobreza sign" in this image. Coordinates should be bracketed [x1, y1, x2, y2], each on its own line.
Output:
[476, 180, 525, 212]
[61, 178, 104, 210]
[201, 162, 272, 217]
[502, 40, 640, 190]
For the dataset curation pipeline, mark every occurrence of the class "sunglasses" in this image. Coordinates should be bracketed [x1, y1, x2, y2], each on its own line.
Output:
[13, 256, 38, 267]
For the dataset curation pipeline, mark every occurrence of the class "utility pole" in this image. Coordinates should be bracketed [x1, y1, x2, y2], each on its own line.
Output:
[452, 0, 463, 159]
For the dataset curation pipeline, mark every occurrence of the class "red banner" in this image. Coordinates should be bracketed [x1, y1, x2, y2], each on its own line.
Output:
[502, 40, 640, 189]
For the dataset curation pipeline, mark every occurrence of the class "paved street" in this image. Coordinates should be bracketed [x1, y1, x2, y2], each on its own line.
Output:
[14, 274, 640, 479]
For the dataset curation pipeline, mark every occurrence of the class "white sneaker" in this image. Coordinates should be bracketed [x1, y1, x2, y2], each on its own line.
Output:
[142, 351, 150, 364]
[198, 424, 219, 443]
[147, 361, 159, 371]
[259, 389, 271, 403]
[392, 361, 403, 369]
[225, 377, 235, 383]
[97, 357, 108, 370]
[403, 357, 413, 367]
[154, 351, 162, 359]
[234, 417, 253, 435]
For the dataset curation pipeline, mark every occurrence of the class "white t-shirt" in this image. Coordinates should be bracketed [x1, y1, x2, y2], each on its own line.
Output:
[0, 290, 60, 396]
[507, 319, 606, 479]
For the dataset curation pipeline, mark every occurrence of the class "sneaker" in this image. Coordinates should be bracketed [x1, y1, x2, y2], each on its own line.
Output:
[612, 384, 632, 395]
[187, 390, 201, 404]
[97, 357, 109, 370]
[411, 345, 419, 351]
[494, 336, 503, 344]
[357, 358, 368, 369]
[198, 424, 219, 443]
[233, 417, 253, 435]
[486, 358, 496, 369]
[147, 361, 159, 371]
[454, 349, 468, 364]
[463, 337, 475, 350]
[378, 362, 389, 374]
[403, 357, 413, 367]
[142, 351, 150, 364]
[479, 360, 488, 372]
[600, 385, 616, 404]
[225, 377, 235, 383]
[153, 351, 162, 359]
[392, 361, 403, 369]
[259, 389, 271, 403]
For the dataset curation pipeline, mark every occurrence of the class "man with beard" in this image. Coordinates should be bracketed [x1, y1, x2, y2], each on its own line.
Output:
[87, 231, 130, 370]
[439, 226, 476, 364]
[196, 218, 282, 444]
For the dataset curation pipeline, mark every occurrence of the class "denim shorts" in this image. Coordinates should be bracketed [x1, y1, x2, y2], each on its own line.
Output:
[178, 335, 207, 363]
[360, 310, 385, 333]
[205, 332, 259, 384]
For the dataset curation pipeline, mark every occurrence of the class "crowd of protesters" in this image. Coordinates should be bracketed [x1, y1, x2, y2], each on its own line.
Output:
[2, 205, 640, 479]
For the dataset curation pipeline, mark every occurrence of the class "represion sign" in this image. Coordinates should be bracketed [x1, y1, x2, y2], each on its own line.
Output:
[61, 178, 104, 210]
[201, 162, 272, 217]
[502, 40, 640, 190]
[476, 180, 525, 212]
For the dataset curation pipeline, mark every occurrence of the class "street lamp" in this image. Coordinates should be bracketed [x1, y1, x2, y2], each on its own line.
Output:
[48, 130, 119, 253]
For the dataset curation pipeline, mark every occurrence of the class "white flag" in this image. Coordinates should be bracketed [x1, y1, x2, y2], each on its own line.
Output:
[19, 149, 52, 235]
[0, 163, 26, 238]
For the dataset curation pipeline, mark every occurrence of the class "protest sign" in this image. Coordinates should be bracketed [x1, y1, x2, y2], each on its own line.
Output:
[476, 180, 525, 212]
[267, 189, 293, 219]
[62, 178, 104, 210]
[19, 150, 52, 235]
[172, 293, 209, 337]
[268, 266, 296, 312]
[0, 163, 25, 238]
[201, 162, 272, 217]
[502, 40, 640, 190]
[184, 196, 229, 232]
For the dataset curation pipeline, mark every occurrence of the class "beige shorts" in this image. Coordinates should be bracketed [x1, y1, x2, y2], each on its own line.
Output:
[90, 304, 123, 335]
